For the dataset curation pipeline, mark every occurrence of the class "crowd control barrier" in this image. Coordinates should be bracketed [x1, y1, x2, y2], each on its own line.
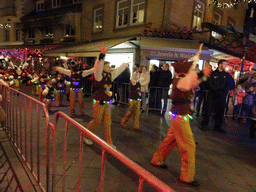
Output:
[0, 84, 175, 192]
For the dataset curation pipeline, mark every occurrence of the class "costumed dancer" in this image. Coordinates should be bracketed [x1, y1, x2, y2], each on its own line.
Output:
[83, 43, 129, 146]
[151, 44, 212, 187]
[13, 60, 29, 91]
[121, 68, 142, 132]
[53, 60, 94, 116]
[52, 72, 70, 106]
[38, 69, 49, 101]
[42, 78, 56, 113]
[29, 71, 40, 96]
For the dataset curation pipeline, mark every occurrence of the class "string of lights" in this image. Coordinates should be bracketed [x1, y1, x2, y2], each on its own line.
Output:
[211, 0, 256, 8]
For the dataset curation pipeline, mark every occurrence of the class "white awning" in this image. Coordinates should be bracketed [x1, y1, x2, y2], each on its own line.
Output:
[43, 37, 135, 57]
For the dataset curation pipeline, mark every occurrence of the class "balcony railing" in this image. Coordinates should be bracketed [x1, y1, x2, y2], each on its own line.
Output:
[0, 6, 15, 17]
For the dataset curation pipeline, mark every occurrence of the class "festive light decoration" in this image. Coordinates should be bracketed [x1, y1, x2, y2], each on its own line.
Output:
[169, 112, 193, 120]
[211, 0, 256, 8]
[93, 99, 113, 104]
[211, 0, 240, 8]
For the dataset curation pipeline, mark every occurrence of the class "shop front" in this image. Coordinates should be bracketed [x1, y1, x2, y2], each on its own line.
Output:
[138, 36, 213, 75]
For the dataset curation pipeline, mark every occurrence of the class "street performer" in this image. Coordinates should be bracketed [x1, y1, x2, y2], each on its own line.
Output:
[83, 42, 129, 146]
[53, 60, 94, 116]
[151, 44, 212, 187]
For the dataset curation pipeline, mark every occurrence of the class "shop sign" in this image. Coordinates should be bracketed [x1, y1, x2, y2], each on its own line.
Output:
[143, 49, 195, 59]
[142, 22, 197, 39]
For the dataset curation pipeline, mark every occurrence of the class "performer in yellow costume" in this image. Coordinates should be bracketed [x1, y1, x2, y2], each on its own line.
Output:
[83, 43, 129, 146]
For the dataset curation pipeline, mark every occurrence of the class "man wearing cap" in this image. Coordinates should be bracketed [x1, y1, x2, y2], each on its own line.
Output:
[151, 44, 212, 187]
[53, 60, 94, 117]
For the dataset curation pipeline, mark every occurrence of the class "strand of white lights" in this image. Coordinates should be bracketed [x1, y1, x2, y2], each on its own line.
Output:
[244, 0, 256, 3]
[211, 0, 241, 8]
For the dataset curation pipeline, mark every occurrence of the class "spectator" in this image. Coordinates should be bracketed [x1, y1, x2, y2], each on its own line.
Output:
[232, 84, 245, 119]
[156, 63, 173, 115]
[241, 85, 254, 121]
[149, 65, 159, 109]
[139, 65, 150, 110]
[201, 59, 235, 133]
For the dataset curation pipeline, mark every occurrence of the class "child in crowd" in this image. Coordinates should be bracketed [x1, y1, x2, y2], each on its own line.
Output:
[241, 85, 255, 121]
[232, 84, 245, 119]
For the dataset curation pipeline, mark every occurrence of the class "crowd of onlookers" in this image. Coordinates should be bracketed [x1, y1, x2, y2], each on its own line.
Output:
[1, 53, 256, 122]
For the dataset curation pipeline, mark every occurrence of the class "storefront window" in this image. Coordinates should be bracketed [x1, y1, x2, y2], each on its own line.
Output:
[105, 53, 134, 76]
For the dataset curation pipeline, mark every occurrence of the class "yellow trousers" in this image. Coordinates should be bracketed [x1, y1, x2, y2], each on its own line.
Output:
[69, 89, 84, 114]
[121, 100, 141, 130]
[14, 79, 22, 91]
[38, 86, 44, 101]
[151, 114, 196, 182]
[87, 102, 112, 144]
[45, 99, 52, 112]
[32, 85, 39, 95]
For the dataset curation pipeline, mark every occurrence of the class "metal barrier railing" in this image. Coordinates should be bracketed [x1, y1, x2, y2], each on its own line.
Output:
[0, 84, 175, 191]
[52, 111, 174, 192]
[1, 84, 50, 191]
[146, 87, 171, 115]
[112, 81, 130, 105]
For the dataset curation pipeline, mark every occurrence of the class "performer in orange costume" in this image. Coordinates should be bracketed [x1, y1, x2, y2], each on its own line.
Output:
[151, 44, 212, 187]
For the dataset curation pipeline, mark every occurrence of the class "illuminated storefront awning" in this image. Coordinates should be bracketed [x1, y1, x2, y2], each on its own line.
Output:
[139, 36, 213, 60]
[43, 37, 136, 57]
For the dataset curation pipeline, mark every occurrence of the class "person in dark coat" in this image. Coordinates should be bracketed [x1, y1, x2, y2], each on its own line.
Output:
[149, 65, 159, 109]
[201, 59, 235, 133]
[156, 63, 173, 115]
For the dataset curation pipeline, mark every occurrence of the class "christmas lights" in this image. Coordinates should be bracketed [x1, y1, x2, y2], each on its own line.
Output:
[212, 0, 256, 8]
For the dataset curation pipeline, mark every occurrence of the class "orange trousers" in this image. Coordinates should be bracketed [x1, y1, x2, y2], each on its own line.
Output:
[86, 102, 112, 144]
[69, 89, 84, 114]
[121, 99, 141, 130]
[151, 114, 196, 182]
[55, 91, 64, 106]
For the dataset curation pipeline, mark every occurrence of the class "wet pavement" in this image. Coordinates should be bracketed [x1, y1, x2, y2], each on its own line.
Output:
[2, 85, 256, 192]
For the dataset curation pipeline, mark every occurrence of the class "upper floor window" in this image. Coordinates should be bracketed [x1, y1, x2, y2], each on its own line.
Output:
[131, 0, 145, 25]
[16, 29, 21, 41]
[93, 7, 103, 32]
[117, 0, 129, 28]
[116, 0, 146, 28]
[52, 0, 61, 8]
[64, 24, 75, 36]
[5, 29, 10, 42]
[27, 29, 35, 39]
[227, 17, 235, 26]
[212, 10, 222, 39]
[36, 1, 44, 12]
[192, 0, 205, 30]
[45, 27, 54, 38]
